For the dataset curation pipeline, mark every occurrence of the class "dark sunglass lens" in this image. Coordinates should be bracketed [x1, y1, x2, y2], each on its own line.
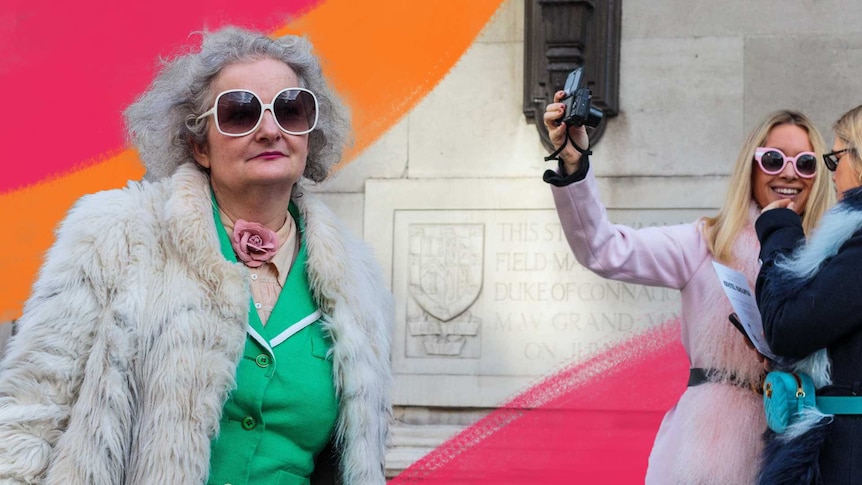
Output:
[824, 154, 837, 171]
[217, 91, 261, 134]
[274, 90, 316, 133]
[796, 154, 816, 176]
[760, 151, 785, 173]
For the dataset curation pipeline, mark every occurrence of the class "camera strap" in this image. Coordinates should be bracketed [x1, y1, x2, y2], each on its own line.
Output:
[544, 127, 591, 162]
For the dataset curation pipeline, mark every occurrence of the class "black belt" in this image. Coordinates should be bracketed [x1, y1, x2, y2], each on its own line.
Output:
[688, 367, 763, 394]
[688, 367, 712, 386]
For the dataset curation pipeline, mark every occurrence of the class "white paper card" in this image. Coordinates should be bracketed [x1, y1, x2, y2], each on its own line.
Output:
[712, 261, 776, 360]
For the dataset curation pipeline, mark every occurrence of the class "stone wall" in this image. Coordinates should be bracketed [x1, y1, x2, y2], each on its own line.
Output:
[308, 0, 862, 477]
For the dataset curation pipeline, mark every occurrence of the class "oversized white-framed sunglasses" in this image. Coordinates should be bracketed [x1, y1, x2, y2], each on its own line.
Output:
[196, 87, 319, 137]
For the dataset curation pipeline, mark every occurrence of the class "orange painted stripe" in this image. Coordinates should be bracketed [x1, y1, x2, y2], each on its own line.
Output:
[275, 0, 506, 167]
[0, 0, 505, 319]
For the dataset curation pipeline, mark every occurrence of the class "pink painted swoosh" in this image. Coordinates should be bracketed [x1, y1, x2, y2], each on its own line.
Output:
[391, 320, 690, 483]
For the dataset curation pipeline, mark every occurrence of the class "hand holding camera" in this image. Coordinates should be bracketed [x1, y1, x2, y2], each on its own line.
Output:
[543, 67, 603, 174]
[544, 94, 588, 175]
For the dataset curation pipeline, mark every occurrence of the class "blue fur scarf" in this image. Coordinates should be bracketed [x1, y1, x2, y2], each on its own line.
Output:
[758, 187, 862, 485]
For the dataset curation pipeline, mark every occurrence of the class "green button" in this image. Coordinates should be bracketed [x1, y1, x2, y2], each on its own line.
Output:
[255, 354, 271, 368]
[241, 416, 256, 430]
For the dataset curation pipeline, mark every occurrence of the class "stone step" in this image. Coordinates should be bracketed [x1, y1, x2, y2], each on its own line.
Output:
[386, 423, 465, 478]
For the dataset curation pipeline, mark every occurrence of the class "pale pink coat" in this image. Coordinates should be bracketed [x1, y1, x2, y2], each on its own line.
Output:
[551, 170, 766, 484]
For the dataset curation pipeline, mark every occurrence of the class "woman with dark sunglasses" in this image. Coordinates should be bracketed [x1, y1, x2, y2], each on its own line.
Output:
[0, 27, 392, 484]
[542, 96, 834, 485]
[755, 104, 862, 484]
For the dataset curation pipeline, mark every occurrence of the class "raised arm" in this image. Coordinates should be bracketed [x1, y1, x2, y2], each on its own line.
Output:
[550, 169, 707, 289]
[542, 94, 707, 289]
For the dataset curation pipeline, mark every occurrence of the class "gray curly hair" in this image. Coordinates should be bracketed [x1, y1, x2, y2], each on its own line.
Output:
[125, 26, 351, 183]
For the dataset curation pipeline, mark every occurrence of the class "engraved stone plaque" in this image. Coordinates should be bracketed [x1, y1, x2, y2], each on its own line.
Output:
[366, 177, 724, 407]
[407, 223, 484, 358]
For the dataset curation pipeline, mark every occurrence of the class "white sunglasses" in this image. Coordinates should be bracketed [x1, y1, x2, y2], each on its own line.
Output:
[196, 87, 319, 137]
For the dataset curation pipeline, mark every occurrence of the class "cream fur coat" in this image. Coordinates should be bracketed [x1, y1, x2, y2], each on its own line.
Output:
[0, 163, 393, 484]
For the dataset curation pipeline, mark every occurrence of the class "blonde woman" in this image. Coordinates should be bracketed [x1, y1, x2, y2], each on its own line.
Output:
[543, 98, 834, 484]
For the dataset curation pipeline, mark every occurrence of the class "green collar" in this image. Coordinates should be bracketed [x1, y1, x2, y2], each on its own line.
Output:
[209, 189, 317, 359]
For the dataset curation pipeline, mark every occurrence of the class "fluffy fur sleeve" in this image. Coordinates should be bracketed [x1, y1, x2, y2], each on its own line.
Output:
[297, 192, 393, 484]
[326, 232, 393, 484]
[0, 187, 139, 484]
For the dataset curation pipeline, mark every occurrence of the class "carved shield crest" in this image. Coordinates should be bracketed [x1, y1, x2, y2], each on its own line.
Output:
[408, 223, 484, 322]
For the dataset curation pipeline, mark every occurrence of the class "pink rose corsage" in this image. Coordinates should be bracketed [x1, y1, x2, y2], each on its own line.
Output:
[231, 220, 278, 268]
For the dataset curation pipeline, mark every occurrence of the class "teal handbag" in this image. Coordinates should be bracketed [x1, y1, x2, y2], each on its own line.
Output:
[763, 371, 816, 433]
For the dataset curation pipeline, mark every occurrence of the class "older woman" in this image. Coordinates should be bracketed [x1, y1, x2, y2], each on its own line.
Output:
[0, 27, 391, 484]
[543, 94, 834, 484]
[756, 104, 862, 484]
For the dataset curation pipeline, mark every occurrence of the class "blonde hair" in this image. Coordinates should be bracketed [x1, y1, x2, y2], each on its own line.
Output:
[704, 110, 835, 263]
[833, 104, 862, 180]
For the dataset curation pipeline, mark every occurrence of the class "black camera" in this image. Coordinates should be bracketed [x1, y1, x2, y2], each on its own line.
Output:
[559, 67, 603, 128]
